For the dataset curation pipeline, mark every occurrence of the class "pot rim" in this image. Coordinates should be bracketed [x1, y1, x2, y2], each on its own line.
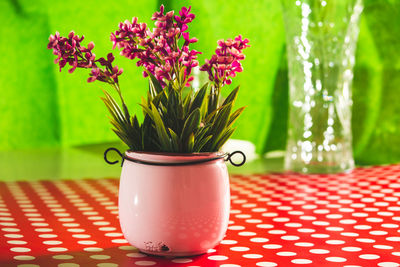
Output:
[125, 150, 226, 164]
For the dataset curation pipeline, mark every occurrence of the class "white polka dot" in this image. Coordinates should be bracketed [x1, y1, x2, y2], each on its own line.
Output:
[243, 254, 263, 259]
[220, 264, 241, 267]
[370, 230, 388, 236]
[326, 257, 347, 262]
[250, 237, 269, 243]
[256, 262, 277, 267]
[230, 246, 250, 251]
[326, 214, 343, 219]
[90, 254, 111, 260]
[134, 261, 156, 266]
[359, 254, 380, 260]
[93, 221, 110, 226]
[38, 234, 57, 238]
[2, 227, 20, 232]
[297, 228, 315, 233]
[238, 231, 256, 236]
[105, 233, 123, 237]
[57, 264, 79, 267]
[53, 255, 74, 260]
[294, 242, 314, 247]
[7, 240, 27, 245]
[171, 258, 193, 263]
[387, 237, 400, 242]
[13, 255, 35, 261]
[340, 219, 357, 224]
[378, 263, 400, 267]
[263, 244, 282, 249]
[111, 239, 128, 244]
[393, 252, 400, 256]
[34, 228, 53, 232]
[282, 235, 300, 241]
[220, 240, 238, 245]
[126, 252, 146, 258]
[208, 255, 228, 261]
[300, 216, 316, 221]
[382, 224, 399, 229]
[67, 228, 85, 233]
[286, 223, 302, 228]
[97, 264, 119, 267]
[252, 208, 267, 212]
[245, 219, 262, 223]
[326, 240, 345, 245]
[356, 238, 376, 243]
[354, 225, 371, 230]
[366, 217, 383, 223]
[273, 217, 290, 222]
[47, 247, 68, 252]
[43, 240, 62, 245]
[374, 245, 393, 250]
[326, 227, 344, 231]
[10, 247, 31, 252]
[256, 224, 273, 229]
[0, 222, 17, 226]
[342, 246, 362, 252]
[292, 259, 312, 264]
[277, 251, 296, 256]
[341, 232, 359, 237]
[311, 234, 329, 238]
[78, 240, 97, 245]
[84, 247, 104, 252]
[310, 249, 330, 254]
[268, 230, 286, 235]
[228, 225, 245, 230]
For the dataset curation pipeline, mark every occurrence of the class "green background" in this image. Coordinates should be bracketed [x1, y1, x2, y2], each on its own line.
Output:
[0, 0, 399, 165]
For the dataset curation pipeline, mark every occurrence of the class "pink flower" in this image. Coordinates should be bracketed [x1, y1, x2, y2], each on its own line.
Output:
[200, 36, 249, 86]
[111, 5, 199, 87]
[48, 31, 122, 84]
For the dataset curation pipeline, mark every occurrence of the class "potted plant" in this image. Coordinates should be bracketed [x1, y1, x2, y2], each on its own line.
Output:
[47, 5, 249, 256]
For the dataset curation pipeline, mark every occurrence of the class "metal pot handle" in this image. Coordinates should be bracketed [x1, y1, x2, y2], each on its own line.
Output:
[104, 147, 246, 167]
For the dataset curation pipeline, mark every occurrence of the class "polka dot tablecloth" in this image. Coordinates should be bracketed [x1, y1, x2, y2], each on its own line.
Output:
[1, 165, 400, 267]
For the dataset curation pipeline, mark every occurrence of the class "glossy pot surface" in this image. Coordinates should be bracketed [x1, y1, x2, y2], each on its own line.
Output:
[118, 151, 230, 256]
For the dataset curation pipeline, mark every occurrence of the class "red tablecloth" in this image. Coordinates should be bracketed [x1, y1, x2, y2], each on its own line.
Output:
[1, 165, 400, 267]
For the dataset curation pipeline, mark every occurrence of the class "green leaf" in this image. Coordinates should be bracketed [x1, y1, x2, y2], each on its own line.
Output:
[148, 72, 164, 95]
[222, 86, 240, 106]
[227, 106, 246, 128]
[150, 102, 171, 151]
[168, 128, 180, 150]
[189, 83, 208, 114]
[193, 134, 213, 152]
[181, 108, 201, 142]
[211, 103, 233, 138]
[213, 127, 236, 151]
[187, 133, 195, 152]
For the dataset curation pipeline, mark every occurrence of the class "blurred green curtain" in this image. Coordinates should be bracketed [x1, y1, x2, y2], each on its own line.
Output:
[0, 0, 399, 165]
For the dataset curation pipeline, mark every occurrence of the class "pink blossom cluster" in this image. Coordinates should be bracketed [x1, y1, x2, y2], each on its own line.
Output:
[47, 31, 123, 84]
[200, 35, 250, 85]
[111, 5, 200, 87]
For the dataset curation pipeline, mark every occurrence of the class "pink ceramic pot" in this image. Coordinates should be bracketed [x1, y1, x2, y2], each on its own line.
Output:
[118, 151, 231, 256]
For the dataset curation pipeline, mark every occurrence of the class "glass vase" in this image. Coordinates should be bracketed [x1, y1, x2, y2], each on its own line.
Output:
[281, 0, 363, 173]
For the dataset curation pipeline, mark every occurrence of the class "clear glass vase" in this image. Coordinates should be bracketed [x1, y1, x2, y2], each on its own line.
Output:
[281, 0, 363, 173]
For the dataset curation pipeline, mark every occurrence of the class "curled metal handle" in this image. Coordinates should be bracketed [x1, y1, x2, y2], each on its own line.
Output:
[225, 151, 246, 167]
[104, 148, 246, 167]
[104, 147, 124, 166]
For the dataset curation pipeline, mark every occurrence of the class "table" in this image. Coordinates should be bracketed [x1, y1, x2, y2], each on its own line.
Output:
[1, 164, 400, 266]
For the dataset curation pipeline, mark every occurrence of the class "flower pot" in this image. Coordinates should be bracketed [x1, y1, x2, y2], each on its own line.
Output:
[104, 148, 245, 257]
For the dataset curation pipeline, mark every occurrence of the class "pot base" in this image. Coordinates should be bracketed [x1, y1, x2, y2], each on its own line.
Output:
[140, 249, 207, 257]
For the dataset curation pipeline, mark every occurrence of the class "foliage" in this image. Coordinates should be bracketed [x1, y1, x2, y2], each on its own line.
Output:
[47, 5, 249, 152]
